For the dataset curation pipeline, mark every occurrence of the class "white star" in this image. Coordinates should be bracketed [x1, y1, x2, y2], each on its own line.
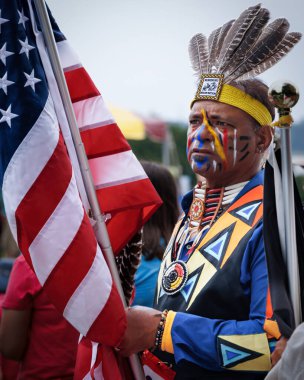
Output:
[0, 105, 18, 128]
[0, 72, 14, 95]
[19, 37, 34, 59]
[0, 9, 9, 33]
[18, 8, 29, 28]
[24, 69, 41, 91]
[0, 43, 14, 65]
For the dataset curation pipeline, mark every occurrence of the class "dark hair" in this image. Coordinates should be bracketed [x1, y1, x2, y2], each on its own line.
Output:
[141, 161, 179, 260]
[233, 78, 275, 121]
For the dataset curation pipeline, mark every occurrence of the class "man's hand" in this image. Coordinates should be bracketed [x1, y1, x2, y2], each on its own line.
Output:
[271, 336, 288, 367]
[117, 306, 162, 357]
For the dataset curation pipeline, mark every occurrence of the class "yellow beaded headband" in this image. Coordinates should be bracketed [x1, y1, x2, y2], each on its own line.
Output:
[191, 75, 272, 126]
[189, 4, 301, 126]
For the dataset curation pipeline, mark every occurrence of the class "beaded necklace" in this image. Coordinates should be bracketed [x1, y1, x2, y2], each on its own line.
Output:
[172, 180, 248, 261]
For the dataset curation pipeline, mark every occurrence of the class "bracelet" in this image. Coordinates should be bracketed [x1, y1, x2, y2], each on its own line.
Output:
[154, 309, 169, 350]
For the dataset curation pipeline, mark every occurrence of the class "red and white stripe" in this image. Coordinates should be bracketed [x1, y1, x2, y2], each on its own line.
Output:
[2, 93, 126, 346]
[58, 39, 162, 254]
[2, 2, 127, 347]
[75, 338, 125, 380]
[56, 41, 161, 378]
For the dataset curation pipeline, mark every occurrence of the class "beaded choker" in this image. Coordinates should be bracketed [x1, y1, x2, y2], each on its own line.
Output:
[172, 180, 248, 260]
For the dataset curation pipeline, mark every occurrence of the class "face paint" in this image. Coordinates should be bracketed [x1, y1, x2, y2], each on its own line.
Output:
[188, 115, 212, 173]
[189, 100, 264, 187]
[195, 124, 207, 148]
[238, 135, 252, 162]
[222, 128, 228, 161]
[233, 129, 237, 166]
[240, 143, 249, 152]
[239, 151, 250, 161]
[187, 108, 228, 176]
[186, 135, 194, 160]
[201, 109, 227, 166]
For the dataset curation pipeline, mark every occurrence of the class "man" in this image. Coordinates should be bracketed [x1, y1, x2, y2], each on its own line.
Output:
[117, 5, 301, 379]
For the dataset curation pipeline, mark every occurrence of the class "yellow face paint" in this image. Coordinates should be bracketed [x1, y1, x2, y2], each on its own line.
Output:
[201, 109, 227, 165]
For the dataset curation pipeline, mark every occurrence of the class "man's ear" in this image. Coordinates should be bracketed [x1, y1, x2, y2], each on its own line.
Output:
[256, 125, 273, 152]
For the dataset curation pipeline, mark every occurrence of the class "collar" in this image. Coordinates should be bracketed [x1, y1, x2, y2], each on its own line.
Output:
[181, 170, 265, 215]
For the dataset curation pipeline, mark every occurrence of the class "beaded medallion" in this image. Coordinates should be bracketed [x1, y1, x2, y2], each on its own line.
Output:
[189, 197, 204, 222]
[162, 260, 188, 295]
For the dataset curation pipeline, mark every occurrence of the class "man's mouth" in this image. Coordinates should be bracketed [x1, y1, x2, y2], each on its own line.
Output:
[191, 149, 216, 159]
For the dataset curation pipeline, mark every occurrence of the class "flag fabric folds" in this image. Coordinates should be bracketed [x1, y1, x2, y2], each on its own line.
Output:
[0, 0, 126, 346]
[263, 147, 304, 338]
[51, 15, 162, 255]
[0, 0, 160, 357]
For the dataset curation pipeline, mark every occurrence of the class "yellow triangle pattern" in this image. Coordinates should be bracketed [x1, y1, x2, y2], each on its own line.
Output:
[219, 333, 271, 371]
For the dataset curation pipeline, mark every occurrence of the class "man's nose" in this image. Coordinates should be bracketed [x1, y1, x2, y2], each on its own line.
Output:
[193, 123, 213, 145]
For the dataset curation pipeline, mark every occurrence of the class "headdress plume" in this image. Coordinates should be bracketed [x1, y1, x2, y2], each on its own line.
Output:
[189, 4, 301, 85]
[189, 4, 301, 126]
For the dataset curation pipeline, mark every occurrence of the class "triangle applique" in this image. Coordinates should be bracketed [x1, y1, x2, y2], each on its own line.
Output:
[230, 201, 261, 226]
[218, 337, 263, 369]
[181, 269, 201, 302]
[204, 232, 228, 260]
[199, 223, 235, 267]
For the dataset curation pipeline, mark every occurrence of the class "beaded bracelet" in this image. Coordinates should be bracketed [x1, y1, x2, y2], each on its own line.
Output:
[154, 309, 169, 350]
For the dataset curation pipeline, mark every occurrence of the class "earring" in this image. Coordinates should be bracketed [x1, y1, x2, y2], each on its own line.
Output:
[256, 145, 263, 153]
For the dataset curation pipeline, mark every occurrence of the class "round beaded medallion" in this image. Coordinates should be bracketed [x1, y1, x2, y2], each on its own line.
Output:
[189, 198, 204, 221]
[162, 260, 188, 295]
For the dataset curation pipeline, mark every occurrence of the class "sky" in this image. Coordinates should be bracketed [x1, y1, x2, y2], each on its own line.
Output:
[47, 0, 304, 124]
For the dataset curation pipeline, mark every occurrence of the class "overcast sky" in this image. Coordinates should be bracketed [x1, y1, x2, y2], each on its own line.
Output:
[47, 0, 304, 124]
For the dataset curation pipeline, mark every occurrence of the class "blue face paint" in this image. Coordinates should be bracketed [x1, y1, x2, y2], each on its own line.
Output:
[195, 125, 206, 148]
[186, 136, 195, 157]
[187, 124, 206, 157]
[188, 123, 214, 174]
[193, 155, 209, 170]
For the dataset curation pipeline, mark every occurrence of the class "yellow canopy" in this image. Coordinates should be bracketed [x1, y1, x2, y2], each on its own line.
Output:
[109, 105, 146, 140]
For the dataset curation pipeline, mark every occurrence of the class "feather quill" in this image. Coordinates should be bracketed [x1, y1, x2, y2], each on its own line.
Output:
[236, 32, 302, 81]
[207, 20, 234, 72]
[224, 8, 270, 78]
[217, 4, 262, 72]
[189, 33, 209, 80]
[189, 4, 302, 88]
[225, 18, 291, 82]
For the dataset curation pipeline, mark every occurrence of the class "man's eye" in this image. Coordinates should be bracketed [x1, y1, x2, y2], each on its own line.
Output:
[214, 120, 230, 127]
[189, 119, 201, 127]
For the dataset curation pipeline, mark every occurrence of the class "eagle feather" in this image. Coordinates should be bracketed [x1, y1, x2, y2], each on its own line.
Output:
[188, 4, 302, 85]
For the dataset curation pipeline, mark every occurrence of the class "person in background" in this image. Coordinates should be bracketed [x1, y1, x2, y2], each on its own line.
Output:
[0, 199, 19, 380]
[132, 161, 179, 307]
[0, 252, 79, 379]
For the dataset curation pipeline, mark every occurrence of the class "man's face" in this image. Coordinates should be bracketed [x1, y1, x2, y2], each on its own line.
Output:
[187, 100, 265, 187]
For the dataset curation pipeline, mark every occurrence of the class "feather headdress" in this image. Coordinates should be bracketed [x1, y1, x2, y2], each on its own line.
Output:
[189, 4, 301, 125]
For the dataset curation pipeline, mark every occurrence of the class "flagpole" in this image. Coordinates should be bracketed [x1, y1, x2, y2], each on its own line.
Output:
[33, 1, 145, 378]
[268, 81, 302, 326]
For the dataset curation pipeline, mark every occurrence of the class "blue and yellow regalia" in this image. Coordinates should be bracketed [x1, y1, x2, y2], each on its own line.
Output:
[142, 4, 302, 380]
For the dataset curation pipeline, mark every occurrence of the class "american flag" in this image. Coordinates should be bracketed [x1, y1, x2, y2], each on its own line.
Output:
[0, 0, 161, 372]
[51, 10, 162, 257]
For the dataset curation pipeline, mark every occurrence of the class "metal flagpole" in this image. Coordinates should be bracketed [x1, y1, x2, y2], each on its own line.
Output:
[268, 80, 302, 326]
[33, 1, 145, 378]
